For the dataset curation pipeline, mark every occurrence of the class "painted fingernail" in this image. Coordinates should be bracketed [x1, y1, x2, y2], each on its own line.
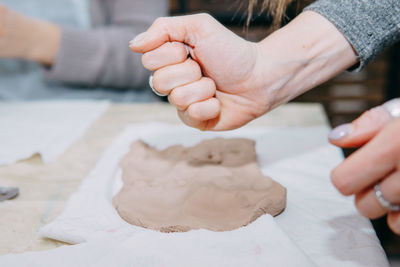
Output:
[184, 44, 190, 55]
[149, 74, 168, 97]
[149, 75, 154, 90]
[329, 123, 353, 140]
[130, 32, 147, 46]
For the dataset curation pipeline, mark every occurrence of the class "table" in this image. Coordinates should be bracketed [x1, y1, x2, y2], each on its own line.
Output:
[0, 102, 328, 254]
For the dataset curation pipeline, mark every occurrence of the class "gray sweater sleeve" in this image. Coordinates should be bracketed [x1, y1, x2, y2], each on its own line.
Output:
[43, 0, 168, 88]
[304, 0, 400, 72]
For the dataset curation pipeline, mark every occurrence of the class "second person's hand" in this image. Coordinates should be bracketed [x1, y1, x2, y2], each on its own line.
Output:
[0, 4, 60, 65]
[329, 99, 400, 234]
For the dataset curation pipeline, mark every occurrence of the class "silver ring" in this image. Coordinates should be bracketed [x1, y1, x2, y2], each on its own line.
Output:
[383, 98, 400, 118]
[374, 183, 400, 212]
[149, 75, 168, 97]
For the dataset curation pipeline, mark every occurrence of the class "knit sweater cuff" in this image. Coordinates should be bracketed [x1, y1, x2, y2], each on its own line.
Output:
[42, 27, 103, 86]
[304, 0, 400, 72]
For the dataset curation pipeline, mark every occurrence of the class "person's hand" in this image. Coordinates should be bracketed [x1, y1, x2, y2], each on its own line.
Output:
[329, 99, 400, 234]
[131, 13, 263, 131]
[130, 12, 357, 131]
[0, 4, 60, 65]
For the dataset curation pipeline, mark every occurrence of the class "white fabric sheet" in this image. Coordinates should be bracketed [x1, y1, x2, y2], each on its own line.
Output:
[1, 215, 316, 267]
[0, 122, 389, 266]
[0, 101, 109, 165]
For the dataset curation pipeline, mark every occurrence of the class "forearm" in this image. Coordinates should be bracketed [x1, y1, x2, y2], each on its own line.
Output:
[27, 18, 60, 65]
[305, 0, 400, 71]
[43, 27, 150, 88]
[43, 0, 168, 88]
[254, 11, 358, 109]
[0, 5, 60, 65]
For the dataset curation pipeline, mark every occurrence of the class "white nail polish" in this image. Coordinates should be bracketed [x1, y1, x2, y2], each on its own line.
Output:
[328, 124, 353, 140]
[184, 44, 190, 55]
[131, 32, 147, 46]
[149, 75, 154, 90]
[149, 74, 168, 97]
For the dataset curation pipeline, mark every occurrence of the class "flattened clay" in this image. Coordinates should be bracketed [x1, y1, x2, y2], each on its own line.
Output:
[113, 138, 286, 232]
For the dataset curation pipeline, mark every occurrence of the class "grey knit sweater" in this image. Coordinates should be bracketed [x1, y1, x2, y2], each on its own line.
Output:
[305, 0, 400, 71]
[44, 0, 167, 88]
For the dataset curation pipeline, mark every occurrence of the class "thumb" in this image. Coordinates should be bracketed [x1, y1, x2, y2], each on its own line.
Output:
[328, 105, 392, 148]
[129, 14, 209, 54]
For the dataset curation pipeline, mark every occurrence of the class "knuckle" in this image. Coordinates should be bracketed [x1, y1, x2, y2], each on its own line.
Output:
[187, 105, 202, 121]
[169, 89, 187, 109]
[362, 109, 376, 120]
[354, 195, 373, 218]
[170, 43, 188, 62]
[388, 120, 400, 143]
[141, 54, 153, 70]
[355, 106, 388, 128]
[388, 218, 400, 235]
[187, 59, 202, 76]
[203, 78, 216, 93]
[354, 199, 367, 217]
[389, 180, 400, 198]
[331, 168, 352, 196]
[197, 13, 213, 21]
[178, 44, 189, 61]
[380, 120, 400, 161]
[362, 106, 383, 121]
[196, 13, 217, 29]
[153, 16, 168, 26]
[151, 72, 164, 92]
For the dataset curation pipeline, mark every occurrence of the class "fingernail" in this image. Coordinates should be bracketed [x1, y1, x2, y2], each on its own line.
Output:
[130, 32, 147, 46]
[184, 44, 190, 55]
[329, 123, 353, 140]
[149, 74, 168, 97]
[149, 75, 154, 90]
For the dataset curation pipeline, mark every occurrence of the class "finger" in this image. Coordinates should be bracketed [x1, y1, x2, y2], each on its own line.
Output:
[142, 42, 189, 71]
[177, 98, 220, 130]
[152, 58, 202, 96]
[354, 187, 388, 219]
[329, 106, 392, 148]
[355, 171, 400, 219]
[168, 77, 216, 111]
[379, 171, 400, 204]
[387, 211, 400, 235]
[354, 171, 400, 219]
[129, 14, 212, 53]
[331, 120, 400, 196]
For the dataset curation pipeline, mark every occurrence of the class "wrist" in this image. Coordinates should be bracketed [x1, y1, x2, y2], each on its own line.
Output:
[254, 11, 358, 109]
[26, 18, 61, 65]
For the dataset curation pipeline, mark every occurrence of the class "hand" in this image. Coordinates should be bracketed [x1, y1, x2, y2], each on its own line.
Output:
[130, 12, 357, 131]
[131, 13, 263, 131]
[329, 99, 400, 234]
[0, 4, 60, 65]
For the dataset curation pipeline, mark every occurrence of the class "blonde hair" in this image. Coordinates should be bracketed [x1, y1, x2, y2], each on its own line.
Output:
[247, 0, 312, 28]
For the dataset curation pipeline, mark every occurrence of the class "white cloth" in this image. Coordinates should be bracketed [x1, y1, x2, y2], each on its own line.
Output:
[1, 123, 389, 266]
[1, 215, 316, 267]
[0, 101, 109, 165]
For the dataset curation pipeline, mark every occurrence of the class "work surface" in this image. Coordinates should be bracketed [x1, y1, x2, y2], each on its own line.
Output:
[0, 102, 389, 266]
[0, 102, 327, 254]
